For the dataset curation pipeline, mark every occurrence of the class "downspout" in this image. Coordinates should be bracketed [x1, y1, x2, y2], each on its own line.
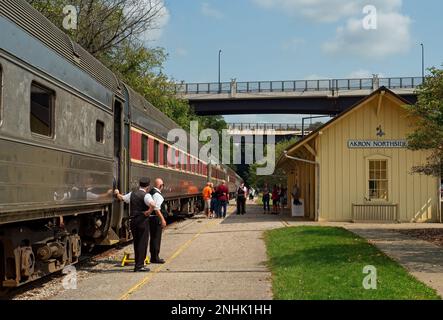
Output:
[283, 151, 320, 221]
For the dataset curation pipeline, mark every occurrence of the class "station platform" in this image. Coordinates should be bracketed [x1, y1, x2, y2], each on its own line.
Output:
[47, 203, 287, 300]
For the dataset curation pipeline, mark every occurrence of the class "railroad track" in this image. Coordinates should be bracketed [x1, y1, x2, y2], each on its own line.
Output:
[1, 215, 191, 300]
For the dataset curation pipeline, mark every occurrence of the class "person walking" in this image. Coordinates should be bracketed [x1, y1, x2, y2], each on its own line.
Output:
[202, 182, 212, 218]
[114, 177, 155, 272]
[236, 182, 247, 215]
[262, 183, 270, 214]
[216, 180, 229, 219]
[148, 178, 168, 264]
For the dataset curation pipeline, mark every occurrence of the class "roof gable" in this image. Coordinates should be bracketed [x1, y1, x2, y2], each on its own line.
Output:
[280, 87, 413, 161]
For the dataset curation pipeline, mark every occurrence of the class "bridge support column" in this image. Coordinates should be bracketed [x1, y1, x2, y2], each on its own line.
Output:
[230, 78, 237, 98]
[372, 74, 380, 91]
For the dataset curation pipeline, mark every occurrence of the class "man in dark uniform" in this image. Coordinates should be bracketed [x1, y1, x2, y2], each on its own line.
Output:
[149, 178, 168, 264]
[115, 177, 154, 272]
[236, 182, 247, 215]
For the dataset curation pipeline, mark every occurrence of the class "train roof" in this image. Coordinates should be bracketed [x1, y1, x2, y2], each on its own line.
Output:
[0, 0, 123, 99]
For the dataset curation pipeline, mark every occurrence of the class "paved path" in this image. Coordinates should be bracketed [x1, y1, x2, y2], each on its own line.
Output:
[50, 203, 283, 300]
[347, 228, 443, 297]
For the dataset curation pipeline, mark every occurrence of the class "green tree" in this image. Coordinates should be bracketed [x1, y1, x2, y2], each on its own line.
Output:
[27, 0, 166, 59]
[248, 137, 299, 189]
[405, 67, 443, 176]
[28, 0, 227, 134]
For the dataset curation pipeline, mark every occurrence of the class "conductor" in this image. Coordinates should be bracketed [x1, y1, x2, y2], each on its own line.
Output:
[115, 177, 154, 272]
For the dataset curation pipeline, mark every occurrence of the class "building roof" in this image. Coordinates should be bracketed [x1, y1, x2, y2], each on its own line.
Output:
[277, 87, 414, 167]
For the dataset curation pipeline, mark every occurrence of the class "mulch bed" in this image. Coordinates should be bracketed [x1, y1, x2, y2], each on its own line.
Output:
[396, 229, 443, 247]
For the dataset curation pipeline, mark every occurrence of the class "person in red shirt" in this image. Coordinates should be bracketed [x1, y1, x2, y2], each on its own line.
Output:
[272, 185, 281, 215]
[216, 180, 229, 218]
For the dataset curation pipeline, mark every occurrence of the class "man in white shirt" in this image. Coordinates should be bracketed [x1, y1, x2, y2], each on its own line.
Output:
[148, 178, 168, 264]
[115, 177, 162, 272]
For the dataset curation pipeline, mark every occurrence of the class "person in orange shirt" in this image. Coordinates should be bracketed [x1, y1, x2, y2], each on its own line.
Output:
[202, 182, 212, 218]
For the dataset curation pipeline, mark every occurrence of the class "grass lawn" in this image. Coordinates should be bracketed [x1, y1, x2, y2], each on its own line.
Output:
[265, 226, 441, 300]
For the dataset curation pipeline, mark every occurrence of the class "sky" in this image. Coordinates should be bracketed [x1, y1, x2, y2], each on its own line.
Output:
[148, 0, 443, 123]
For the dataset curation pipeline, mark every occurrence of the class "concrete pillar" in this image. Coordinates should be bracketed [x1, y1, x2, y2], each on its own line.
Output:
[230, 78, 237, 97]
[372, 74, 379, 91]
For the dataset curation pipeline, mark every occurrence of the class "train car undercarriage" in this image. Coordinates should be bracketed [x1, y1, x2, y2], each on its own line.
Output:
[0, 207, 112, 288]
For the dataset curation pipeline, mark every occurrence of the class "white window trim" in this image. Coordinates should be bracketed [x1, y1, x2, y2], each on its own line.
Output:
[365, 154, 392, 204]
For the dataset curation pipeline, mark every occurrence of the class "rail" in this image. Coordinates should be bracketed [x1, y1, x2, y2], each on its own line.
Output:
[175, 76, 423, 95]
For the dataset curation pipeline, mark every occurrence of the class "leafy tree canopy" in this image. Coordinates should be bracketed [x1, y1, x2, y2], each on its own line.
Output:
[28, 0, 227, 133]
[405, 67, 443, 177]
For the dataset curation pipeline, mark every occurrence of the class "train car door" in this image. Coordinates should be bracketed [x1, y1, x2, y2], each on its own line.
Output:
[111, 99, 125, 239]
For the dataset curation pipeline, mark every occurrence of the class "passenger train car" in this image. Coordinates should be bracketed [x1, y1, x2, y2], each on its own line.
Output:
[0, 0, 242, 288]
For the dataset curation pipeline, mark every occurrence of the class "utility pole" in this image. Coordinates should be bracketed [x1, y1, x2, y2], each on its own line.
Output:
[420, 43, 425, 79]
[218, 49, 222, 93]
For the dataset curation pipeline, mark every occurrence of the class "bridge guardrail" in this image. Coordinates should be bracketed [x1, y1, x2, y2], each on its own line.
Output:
[175, 77, 424, 95]
[227, 123, 303, 131]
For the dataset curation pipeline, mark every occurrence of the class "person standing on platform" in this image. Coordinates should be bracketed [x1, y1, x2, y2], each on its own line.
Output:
[216, 180, 229, 219]
[202, 182, 212, 218]
[236, 182, 247, 215]
[272, 185, 281, 215]
[210, 183, 219, 218]
[262, 183, 271, 214]
[114, 177, 155, 272]
[149, 178, 168, 264]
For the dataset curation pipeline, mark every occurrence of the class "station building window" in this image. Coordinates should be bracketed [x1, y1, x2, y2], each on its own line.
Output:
[141, 135, 148, 163]
[96, 120, 105, 143]
[367, 158, 389, 201]
[30, 83, 54, 137]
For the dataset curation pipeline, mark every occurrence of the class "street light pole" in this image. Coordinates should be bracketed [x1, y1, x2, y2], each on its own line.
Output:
[420, 43, 425, 79]
[218, 49, 222, 93]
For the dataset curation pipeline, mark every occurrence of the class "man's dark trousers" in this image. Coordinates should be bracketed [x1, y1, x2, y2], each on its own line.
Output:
[149, 216, 162, 261]
[130, 215, 149, 269]
[237, 195, 246, 214]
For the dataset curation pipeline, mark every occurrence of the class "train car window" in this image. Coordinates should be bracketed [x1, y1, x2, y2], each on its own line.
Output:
[176, 150, 181, 170]
[96, 120, 105, 143]
[154, 140, 159, 165]
[30, 83, 54, 137]
[164, 144, 169, 167]
[141, 135, 148, 163]
[0, 65, 2, 124]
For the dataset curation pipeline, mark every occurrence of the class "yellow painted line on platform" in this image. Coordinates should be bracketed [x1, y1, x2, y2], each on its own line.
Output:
[119, 209, 234, 300]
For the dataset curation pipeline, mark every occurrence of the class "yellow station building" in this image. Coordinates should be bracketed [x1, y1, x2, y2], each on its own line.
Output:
[277, 87, 442, 223]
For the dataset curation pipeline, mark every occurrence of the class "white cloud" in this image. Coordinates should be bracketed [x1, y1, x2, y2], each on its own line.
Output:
[253, 0, 411, 58]
[141, 0, 170, 42]
[253, 0, 402, 23]
[201, 2, 224, 19]
[346, 69, 385, 79]
[323, 12, 411, 58]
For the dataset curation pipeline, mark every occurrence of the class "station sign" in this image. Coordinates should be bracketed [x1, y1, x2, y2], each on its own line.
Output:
[348, 140, 408, 149]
